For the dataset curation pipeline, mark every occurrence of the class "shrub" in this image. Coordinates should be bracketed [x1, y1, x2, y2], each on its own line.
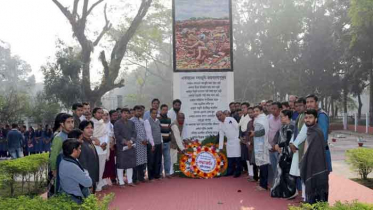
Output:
[346, 148, 373, 180]
[0, 153, 49, 197]
[288, 201, 373, 210]
[0, 193, 114, 210]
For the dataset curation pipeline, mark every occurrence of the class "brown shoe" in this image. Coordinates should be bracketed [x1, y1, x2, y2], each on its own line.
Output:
[128, 183, 136, 187]
[247, 177, 256, 182]
[256, 186, 267, 191]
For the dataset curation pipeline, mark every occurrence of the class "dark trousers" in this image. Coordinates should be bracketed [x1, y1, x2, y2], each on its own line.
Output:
[259, 164, 269, 189]
[133, 164, 146, 182]
[253, 164, 259, 181]
[147, 144, 162, 180]
[23, 147, 28, 156]
[227, 157, 242, 176]
[0, 151, 7, 157]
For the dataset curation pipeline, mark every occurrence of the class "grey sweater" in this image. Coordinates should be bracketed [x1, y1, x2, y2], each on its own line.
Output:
[59, 158, 92, 197]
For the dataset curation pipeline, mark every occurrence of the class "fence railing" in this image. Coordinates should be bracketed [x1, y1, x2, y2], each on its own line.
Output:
[331, 113, 371, 133]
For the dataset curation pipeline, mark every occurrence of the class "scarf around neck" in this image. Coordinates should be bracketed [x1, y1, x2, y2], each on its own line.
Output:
[300, 124, 329, 201]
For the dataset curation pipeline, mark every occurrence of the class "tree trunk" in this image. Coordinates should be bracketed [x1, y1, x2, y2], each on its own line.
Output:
[335, 106, 339, 117]
[343, 85, 348, 114]
[358, 92, 363, 120]
[331, 98, 334, 118]
[327, 97, 332, 116]
[52, 0, 152, 107]
[370, 62, 373, 125]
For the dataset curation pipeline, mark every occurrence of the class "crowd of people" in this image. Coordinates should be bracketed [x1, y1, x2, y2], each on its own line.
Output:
[1, 94, 330, 205]
[218, 94, 330, 204]
[0, 123, 53, 159]
[45, 99, 185, 204]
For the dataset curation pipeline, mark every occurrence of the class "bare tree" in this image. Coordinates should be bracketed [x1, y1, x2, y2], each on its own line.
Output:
[52, 0, 152, 105]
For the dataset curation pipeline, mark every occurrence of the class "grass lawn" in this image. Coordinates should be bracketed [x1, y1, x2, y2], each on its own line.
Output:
[351, 178, 373, 190]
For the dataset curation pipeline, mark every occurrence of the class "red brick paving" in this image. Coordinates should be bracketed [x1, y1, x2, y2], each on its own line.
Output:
[329, 173, 373, 205]
[105, 176, 297, 210]
[101, 173, 373, 210]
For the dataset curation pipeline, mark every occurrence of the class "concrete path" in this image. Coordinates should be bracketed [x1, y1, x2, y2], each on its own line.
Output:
[102, 130, 373, 210]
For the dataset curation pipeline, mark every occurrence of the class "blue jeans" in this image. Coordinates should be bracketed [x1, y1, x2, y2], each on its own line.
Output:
[162, 142, 171, 175]
[9, 148, 24, 159]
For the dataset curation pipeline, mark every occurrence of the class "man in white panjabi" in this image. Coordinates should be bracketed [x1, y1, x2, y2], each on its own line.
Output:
[216, 111, 242, 178]
[91, 107, 109, 192]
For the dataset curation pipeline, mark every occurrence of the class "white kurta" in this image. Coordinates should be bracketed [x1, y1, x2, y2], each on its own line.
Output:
[289, 124, 307, 176]
[218, 117, 241, 158]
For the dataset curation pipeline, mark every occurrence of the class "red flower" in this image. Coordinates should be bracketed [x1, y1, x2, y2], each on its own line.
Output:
[203, 173, 207, 177]
[204, 147, 209, 152]
[197, 147, 201, 152]
[192, 158, 195, 162]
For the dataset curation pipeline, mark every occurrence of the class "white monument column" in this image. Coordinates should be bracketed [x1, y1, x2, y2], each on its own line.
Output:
[173, 72, 234, 139]
[172, 0, 234, 140]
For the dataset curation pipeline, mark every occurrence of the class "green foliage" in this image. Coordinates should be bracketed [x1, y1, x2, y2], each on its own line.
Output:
[201, 136, 219, 146]
[288, 201, 373, 210]
[349, 0, 373, 46]
[0, 193, 114, 210]
[0, 153, 49, 197]
[42, 41, 83, 109]
[0, 40, 34, 92]
[0, 88, 31, 123]
[346, 148, 373, 180]
[28, 91, 61, 124]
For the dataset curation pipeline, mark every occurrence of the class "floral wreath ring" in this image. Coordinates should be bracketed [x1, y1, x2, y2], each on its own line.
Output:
[190, 146, 222, 179]
[179, 151, 196, 178]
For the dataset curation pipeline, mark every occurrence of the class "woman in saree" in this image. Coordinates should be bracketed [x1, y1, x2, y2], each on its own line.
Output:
[271, 110, 297, 199]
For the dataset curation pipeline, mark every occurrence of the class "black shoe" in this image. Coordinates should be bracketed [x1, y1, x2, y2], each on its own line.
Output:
[233, 174, 241, 178]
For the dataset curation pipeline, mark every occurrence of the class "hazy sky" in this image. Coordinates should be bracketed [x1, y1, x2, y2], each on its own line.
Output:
[0, 0, 165, 83]
[0, 0, 74, 82]
[175, 0, 230, 21]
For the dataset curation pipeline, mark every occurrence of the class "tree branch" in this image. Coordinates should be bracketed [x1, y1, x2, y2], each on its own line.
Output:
[111, 0, 152, 61]
[52, 0, 75, 23]
[99, 50, 109, 80]
[113, 79, 125, 88]
[87, 0, 105, 17]
[93, 3, 112, 46]
[81, 0, 89, 20]
[72, 0, 80, 20]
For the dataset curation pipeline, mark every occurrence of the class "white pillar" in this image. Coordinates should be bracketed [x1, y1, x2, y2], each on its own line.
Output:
[354, 113, 358, 132]
[343, 113, 348, 130]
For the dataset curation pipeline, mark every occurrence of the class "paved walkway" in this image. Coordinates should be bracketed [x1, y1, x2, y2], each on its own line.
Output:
[102, 130, 373, 210]
[102, 172, 373, 210]
[106, 176, 295, 210]
[329, 130, 373, 179]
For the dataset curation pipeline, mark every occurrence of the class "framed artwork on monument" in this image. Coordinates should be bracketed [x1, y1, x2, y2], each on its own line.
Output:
[172, 0, 233, 72]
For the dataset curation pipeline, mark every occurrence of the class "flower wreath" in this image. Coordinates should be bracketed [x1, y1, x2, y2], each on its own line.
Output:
[179, 142, 228, 179]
